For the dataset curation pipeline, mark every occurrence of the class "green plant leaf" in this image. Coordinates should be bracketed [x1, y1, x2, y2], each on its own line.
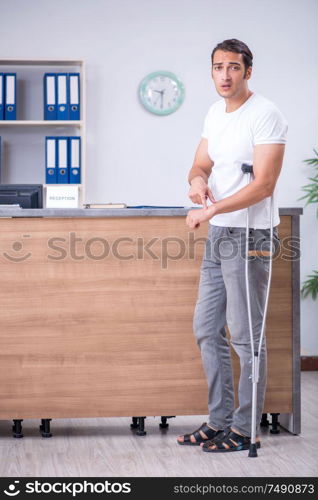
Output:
[301, 271, 318, 300]
[300, 150, 318, 299]
[304, 159, 318, 166]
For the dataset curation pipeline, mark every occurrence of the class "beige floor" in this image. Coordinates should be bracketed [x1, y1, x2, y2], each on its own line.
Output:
[0, 371, 317, 477]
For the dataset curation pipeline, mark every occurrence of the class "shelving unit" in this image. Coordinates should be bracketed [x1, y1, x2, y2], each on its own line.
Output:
[0, 120, 83, 126]
[0, 59, 86, 206]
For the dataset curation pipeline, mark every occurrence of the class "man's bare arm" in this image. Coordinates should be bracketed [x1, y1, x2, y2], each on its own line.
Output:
[210, 143, 285, 216]
[187, 139, 215, 207]
[188, 138, 214, 185]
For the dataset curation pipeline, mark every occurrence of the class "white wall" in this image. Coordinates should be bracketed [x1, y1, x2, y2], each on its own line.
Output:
[0, 0, 317, 354]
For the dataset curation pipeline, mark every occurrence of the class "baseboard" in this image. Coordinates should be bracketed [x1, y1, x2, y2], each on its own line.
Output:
[301, 356, 318, 371]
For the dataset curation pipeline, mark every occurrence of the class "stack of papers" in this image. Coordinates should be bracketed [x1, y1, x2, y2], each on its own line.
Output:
[0, 204, 22, 208]
[84, 203, 127, 208]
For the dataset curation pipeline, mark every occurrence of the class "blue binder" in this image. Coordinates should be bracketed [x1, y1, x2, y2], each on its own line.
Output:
[4, 73, 16, 120]
[69, 136, 81, 183]
[0, 74, 4, 120]
[57, 137, 69, 183]
[57, 74, 69, 120]
[69, 73, 80, 120]
[44, 73, 57, 120]
[45, 137, 58, 184]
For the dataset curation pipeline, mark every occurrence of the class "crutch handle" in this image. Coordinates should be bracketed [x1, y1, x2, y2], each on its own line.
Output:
[248, 250, 273, 257]
[241, 163, 254, 174]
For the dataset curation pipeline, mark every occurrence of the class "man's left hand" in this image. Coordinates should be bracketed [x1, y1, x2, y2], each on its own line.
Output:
[186, 205, 216, 229]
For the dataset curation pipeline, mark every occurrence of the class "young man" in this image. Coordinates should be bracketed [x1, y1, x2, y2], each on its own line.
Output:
[177, 39, 287, 452]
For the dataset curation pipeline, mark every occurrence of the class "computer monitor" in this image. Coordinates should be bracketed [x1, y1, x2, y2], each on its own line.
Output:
[0, 184, 43, 208]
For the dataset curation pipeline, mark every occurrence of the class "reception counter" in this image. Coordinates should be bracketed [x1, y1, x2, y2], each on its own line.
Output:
[0, 207, 302, 436]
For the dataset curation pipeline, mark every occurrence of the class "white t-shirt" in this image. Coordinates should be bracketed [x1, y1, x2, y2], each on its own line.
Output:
[201, 92, 288, 229]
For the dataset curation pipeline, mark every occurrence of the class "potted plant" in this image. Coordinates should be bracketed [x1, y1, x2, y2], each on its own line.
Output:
[299, 148, 318, 299]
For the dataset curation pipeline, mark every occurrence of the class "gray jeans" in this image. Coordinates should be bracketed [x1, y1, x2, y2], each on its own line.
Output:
[193, 224, 280, 437]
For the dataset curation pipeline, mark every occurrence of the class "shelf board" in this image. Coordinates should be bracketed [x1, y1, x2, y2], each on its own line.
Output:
[0, 59, 83, 66]
[44, 184, 82, 187]
[0, 120, 83, 127]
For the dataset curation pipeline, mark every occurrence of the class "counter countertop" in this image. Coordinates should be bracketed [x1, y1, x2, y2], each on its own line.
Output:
[0, 207, 303, 218]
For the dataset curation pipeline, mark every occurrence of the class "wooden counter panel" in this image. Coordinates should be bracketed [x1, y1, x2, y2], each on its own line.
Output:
[0, 216, 293, 418]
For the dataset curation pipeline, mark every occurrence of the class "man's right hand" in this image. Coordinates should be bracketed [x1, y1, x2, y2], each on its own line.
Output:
[188, 176, 215, 209]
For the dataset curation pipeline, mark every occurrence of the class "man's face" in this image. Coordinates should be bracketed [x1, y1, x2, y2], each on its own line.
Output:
[211, 50, 252, 98]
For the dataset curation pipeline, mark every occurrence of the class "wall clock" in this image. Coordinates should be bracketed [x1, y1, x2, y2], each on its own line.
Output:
[139, 71, 185, 115]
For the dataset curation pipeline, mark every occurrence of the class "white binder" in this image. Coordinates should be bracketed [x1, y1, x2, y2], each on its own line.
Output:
[57, 137, 69, 183]
[57, 74, 68, 120]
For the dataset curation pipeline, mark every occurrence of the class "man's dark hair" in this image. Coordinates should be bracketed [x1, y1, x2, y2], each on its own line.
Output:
[211, 39, 253, 75]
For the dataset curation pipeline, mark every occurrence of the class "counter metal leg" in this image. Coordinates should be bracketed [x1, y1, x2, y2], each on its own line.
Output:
[40, 419, 52, 438]
[12, 419, 23, 438]
[270, 413, 281, 434]
[130, 417, 139, 429]
[260, 413, 270, 427]
[159, 416, 175, 429]
[136, 416, 146, 436]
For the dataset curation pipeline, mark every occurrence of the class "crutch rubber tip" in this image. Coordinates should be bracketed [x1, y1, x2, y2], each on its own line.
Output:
[248, 443, 258, 457]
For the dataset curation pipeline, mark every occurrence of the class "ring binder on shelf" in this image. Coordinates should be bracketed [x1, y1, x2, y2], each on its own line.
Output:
[4, 73, 16, 120]
[0, 74, 4, 120]
[45, 137, 58, 184]
[44, 73, 57, 120]
[57, 137, 69, 183]
[69, 136, 81, 184]
[69, 73, 80, 120]
[57, 74, 69, 120]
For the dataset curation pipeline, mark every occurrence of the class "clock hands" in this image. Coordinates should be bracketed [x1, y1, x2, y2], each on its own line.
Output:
[153, 93, 161, 107]
[152, 88, 166, 108]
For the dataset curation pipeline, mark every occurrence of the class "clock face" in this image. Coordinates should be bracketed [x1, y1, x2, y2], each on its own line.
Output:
[139, 71, 185, 115]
